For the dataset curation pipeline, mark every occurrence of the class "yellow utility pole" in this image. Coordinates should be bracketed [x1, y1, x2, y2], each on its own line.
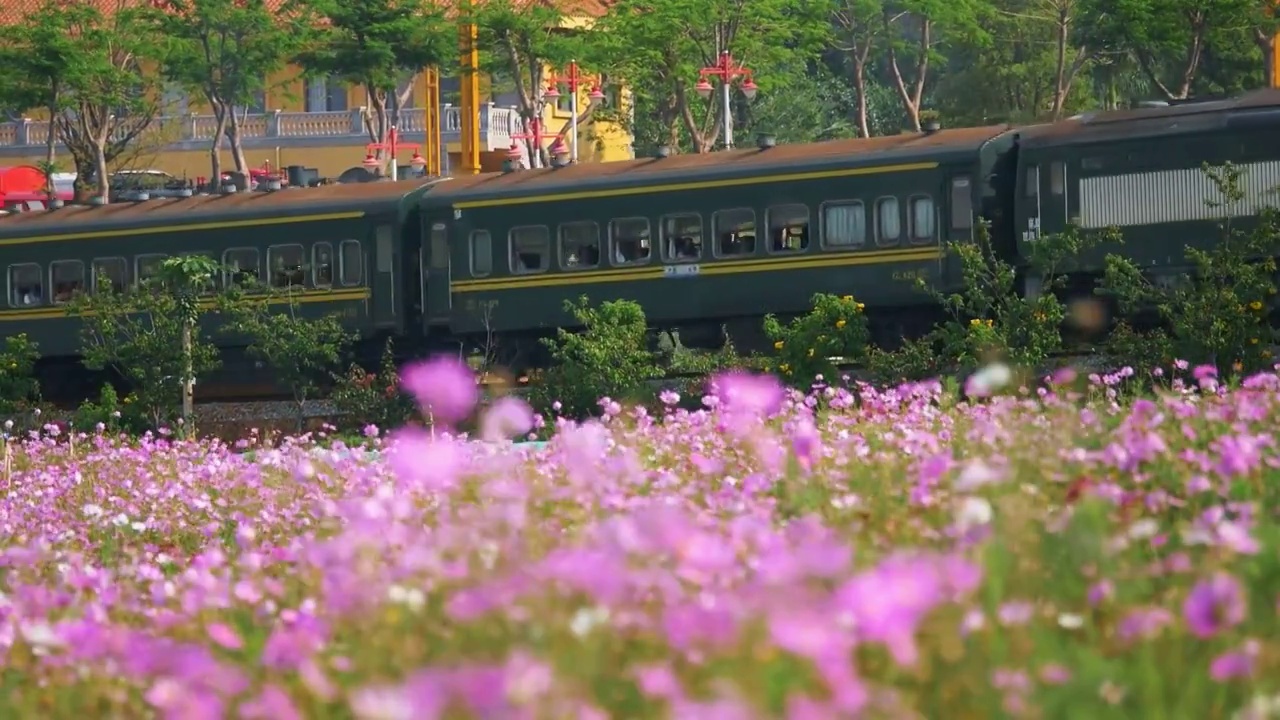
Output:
[424, 66, 441, 176]
[459, 2, 482, 175]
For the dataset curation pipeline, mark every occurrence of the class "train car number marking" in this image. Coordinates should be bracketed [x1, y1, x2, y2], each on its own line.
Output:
[663, 264, 701, 278]
[464, 298, 499, 315]
[892, 269, 927, 282]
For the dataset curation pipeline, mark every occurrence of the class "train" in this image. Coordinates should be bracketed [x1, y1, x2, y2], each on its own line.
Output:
[3, 87, 1280, 402]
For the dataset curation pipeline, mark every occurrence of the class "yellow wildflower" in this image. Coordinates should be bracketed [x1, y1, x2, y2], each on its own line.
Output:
[985, 319, 994, 327]
[841, 295, 853, 302]
[835, 319, 847, 329]
[773, 341, 784, 350]
[1250, 337, 1260, 345]
[780, 363, 790, 372]
[807, 348, 815, 358]
[970, 319, 981, 327]
[1249, 300, 1264, 311]
[855, 303, 865, 311]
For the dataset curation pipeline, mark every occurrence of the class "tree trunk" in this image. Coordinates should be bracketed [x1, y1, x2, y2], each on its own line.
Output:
[209, 102, 228, 191]
[43, 98, 58, 197]
[181, 319, 194, 438]
[851, 47, 871, 138]
[884, 13, 930, 132]
[1255, 28, 1275, 89]
[93, 142, 110, 204]
[225, 107, 250, 184]
[365, 87, 390, 174]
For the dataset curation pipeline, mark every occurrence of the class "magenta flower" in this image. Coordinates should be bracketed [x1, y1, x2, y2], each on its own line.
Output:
[1183, 572, 1247, 639]
[709, 370, 785, 418]
[205, 622, 243, 651]
[1209, 639, 1260, 682]
[479, 396, 535, 442]
[400, 355, 478, 425]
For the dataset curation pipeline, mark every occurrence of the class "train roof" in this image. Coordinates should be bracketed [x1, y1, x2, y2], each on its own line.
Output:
[0, 177, 442, 241]
[423, 124, 1014, 207]
[1018, 87, 1280, 149]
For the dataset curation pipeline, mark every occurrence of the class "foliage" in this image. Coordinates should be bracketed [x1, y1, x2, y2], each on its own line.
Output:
[68, 265, 222, 430]
[330, 338, 416, 433]
[219, 285, 355, 431]
[871, 221, 1111, 382]
[1099, 162, 1280, 378]
[0, 334, 41, 417]
[71, 383, 138, 436]
[763, 294, 872, 387]
[290, 0, 454, 167]
[131, 0, 297, 184]
[531, 296, 663, 418]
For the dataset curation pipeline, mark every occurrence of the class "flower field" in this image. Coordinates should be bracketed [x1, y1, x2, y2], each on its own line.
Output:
[1, 359, 1279, 719]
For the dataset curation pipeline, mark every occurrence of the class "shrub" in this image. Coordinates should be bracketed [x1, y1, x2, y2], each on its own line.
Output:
[1099, 163, 1280, 378]
[531, 296, 663, 418]
[763, 293, 872, 387]
[0, 333, 41, 417]
[330, 338, 416, 432]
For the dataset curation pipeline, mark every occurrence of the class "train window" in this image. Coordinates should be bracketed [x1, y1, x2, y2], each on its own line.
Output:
[875, 197, 901, 246]
[1049, 161, 1065, 196]
[713, 208, 756, 257]
[268, 244, 305, 288]
[8, 263, 43, 307]
[509, 226, 550, 274]
[609, 217, 651, 266]
[136, 254, 167, 285]
[340, 240, 362, 286]
[429, 223, 449, 270]
[908, 196, 935, 244]
[223, 248, 261, 287]
[950, 177, 973, 231]
[50, 260, 85, 303]
[313, 243, 334, 287]
[91, 257, 127, 294]
[558, 221, 601, 270]
[470, 230, 493, 277]
[821, 201, 866, 249]
[1025, 166, 1039, 198]
[766, 204, 809, 254]
[660, 213, 703, 263]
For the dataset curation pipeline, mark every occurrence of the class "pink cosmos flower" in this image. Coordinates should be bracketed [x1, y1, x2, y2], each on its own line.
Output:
[1209, 639, 1260, 682]
[399, 355, 478, 425]
[479, 396, 536, 442]
[1183, 572, 1247, 639]
[709, 370, 785, 418]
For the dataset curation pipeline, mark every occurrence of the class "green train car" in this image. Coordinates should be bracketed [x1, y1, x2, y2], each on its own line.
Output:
[0, 179, 438, 399]
[419, 125, 1017, 361]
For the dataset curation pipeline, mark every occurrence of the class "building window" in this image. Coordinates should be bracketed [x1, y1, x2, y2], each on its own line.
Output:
[340, 240, 362, 286]
[313, 243, 334, 287]
[950, 177, 973, 231]
[8, 263, 42, 307]
[136, 254, 167, 285]
[470, 230, 493, 276]
[713, 208, 756, 257]
[268, 244, 305, 288]
[305, 76, 347, 112]
[660, 213, 703, 262]
[609, 217, 651, 265]
[821, 201, 866, 249]
[559, 221, 601, 269]
[91, 257, 127, 294]
[875, 197, 901, 246]
[766, 204, 809, 254]
[509, 226, 550, 274]
[50, 260, 85, 303]
[908, 195, 935, 244]
[223, 248, 261, 287]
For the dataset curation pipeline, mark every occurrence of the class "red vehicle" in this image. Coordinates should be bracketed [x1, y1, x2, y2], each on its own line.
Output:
[0, 165, 73, 213]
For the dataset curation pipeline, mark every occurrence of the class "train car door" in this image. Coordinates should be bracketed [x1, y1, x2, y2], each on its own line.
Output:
[373, 223, 398, 328]
[424, 218, 452, 325]
[1038, 159, 1069, 235]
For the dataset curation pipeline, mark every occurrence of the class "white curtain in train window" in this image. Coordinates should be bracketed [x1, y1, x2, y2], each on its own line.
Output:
[910, 196, 935, 240]
[610, 217, 651, 265]
[823, 202, 866, 247]
[876, 197, 901, 243]
[662, 214, 703, 261]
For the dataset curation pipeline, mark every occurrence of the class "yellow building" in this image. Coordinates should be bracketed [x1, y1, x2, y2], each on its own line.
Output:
[0, 1, 633, 181]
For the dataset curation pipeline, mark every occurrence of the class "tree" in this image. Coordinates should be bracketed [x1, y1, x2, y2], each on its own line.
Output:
[472, 0, 597, 168]
[878, 0, 988, 132]
[132, 0, 296, 190]
[0, 1, 88, 198]
[831, 0, 886, 137]
[291, 0, 454, 176]
[219, 285, 354, 432]
[69, 259, 222, 432]
[49, 0, 159, 202]
[1077, 0, 1272, 101]
[596, 0, 828, 153]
